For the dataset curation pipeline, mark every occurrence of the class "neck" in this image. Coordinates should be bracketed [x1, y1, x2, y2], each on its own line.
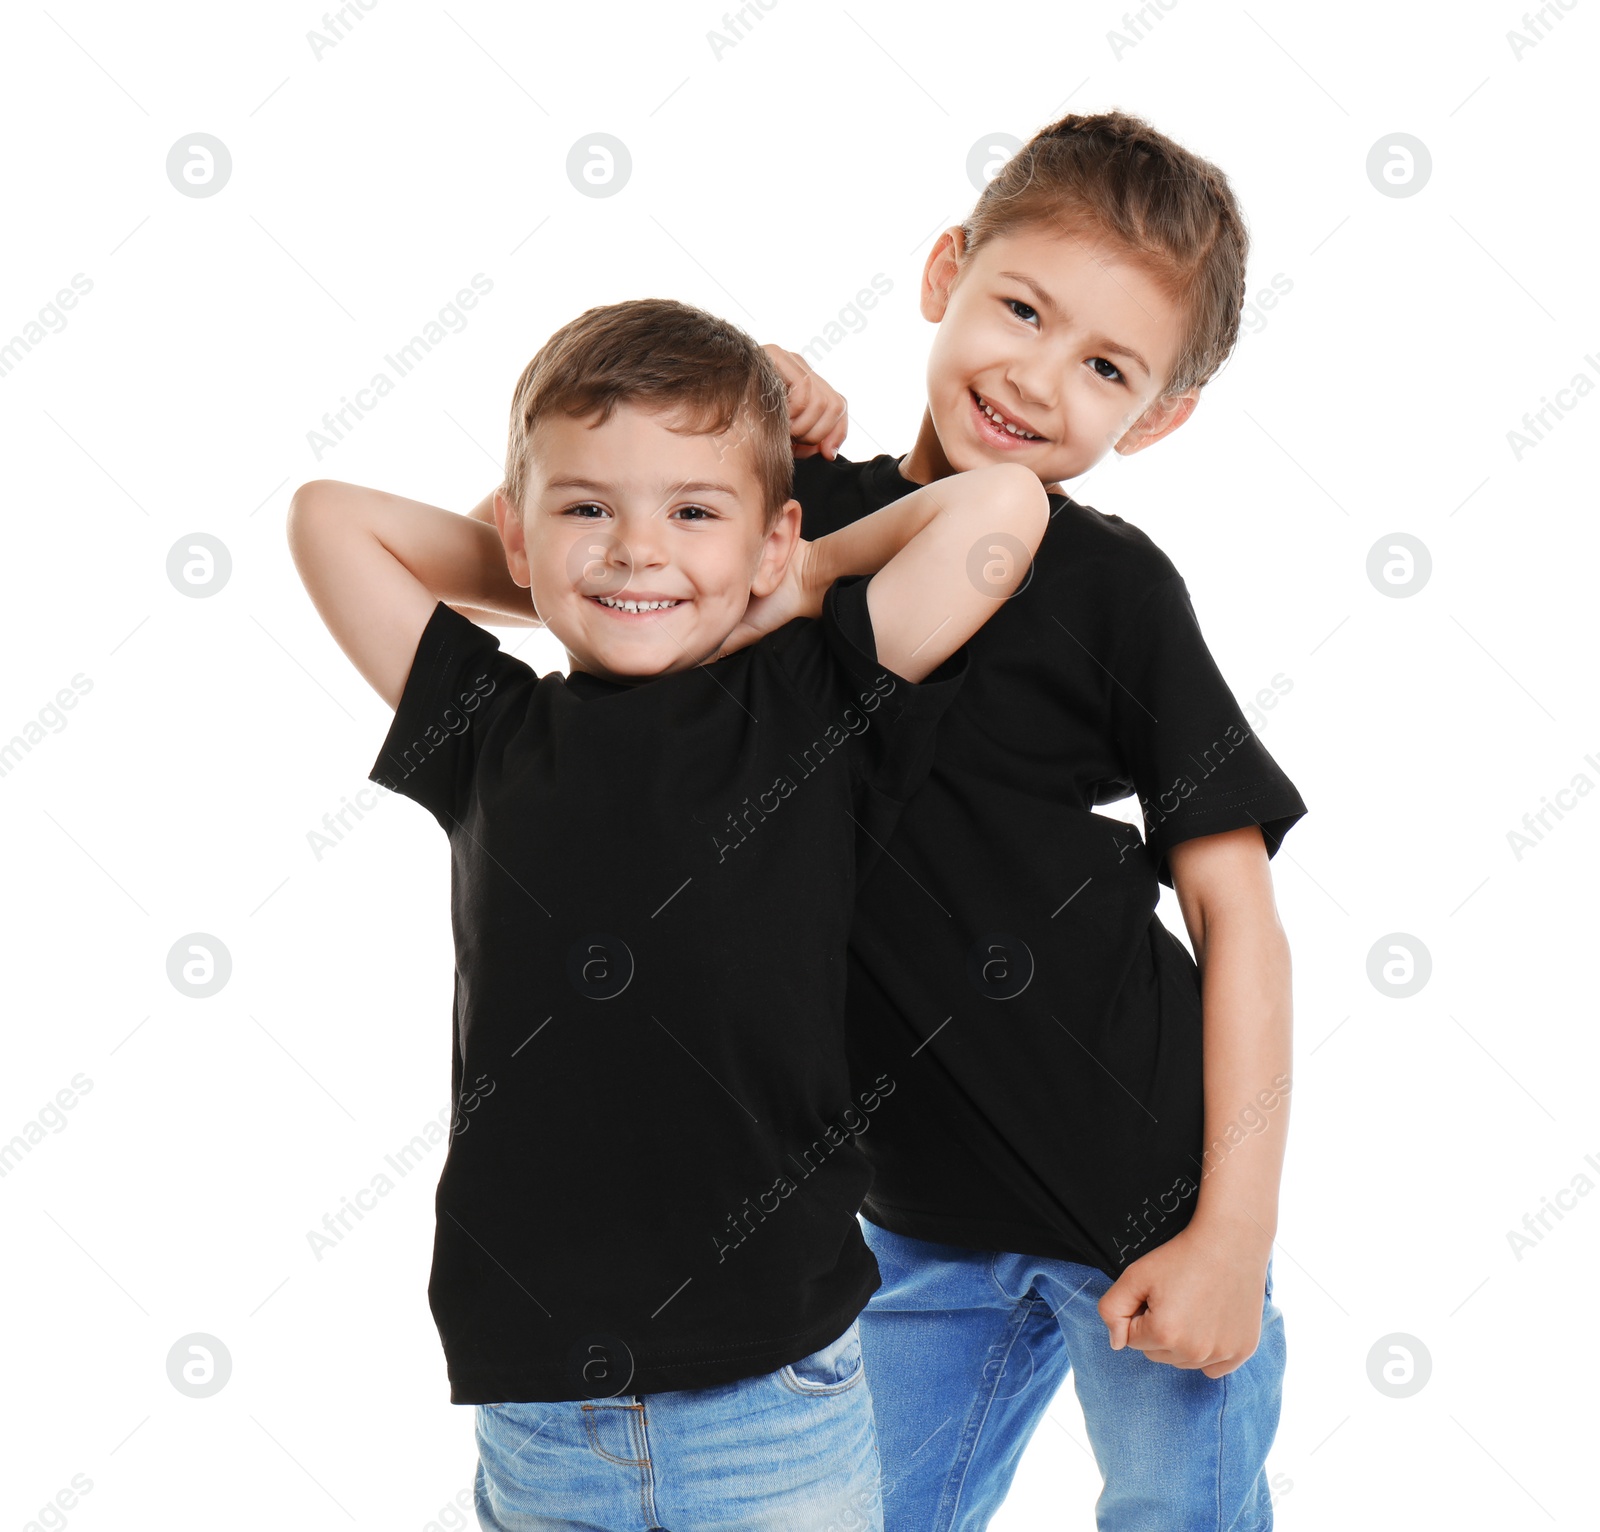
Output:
[898, 407, 949, 486]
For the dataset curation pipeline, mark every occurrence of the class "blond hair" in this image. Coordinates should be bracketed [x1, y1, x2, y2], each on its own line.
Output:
[961, 110, 1250, 396]
[503, 298, 792, 529]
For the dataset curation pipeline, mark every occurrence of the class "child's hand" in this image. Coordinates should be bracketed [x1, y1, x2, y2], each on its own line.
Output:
[763, 345, 848, 460]
[706, 539, 818, 662]
[1097, 1221, 1271, 1379]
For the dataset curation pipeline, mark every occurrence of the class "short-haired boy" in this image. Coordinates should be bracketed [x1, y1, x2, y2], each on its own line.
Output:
[287, 296, 1048, 1530]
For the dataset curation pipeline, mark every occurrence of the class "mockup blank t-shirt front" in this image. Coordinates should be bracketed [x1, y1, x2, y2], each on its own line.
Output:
[368, 576, 966, 1404]
[794, 452, 1309, 1276]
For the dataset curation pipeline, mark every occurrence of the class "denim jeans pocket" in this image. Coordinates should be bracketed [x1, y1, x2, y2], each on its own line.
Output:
[779, 1318, 865, 1395]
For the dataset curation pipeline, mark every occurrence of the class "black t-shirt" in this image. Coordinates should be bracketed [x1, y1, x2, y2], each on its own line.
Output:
[794, 452, 1308, 1275]
[368, 576, 966, 1403]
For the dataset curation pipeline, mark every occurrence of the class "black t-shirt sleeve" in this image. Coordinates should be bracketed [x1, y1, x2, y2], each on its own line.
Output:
[793, 454, 862, 540]
[367, 601, 527, 833]
[1107, 573, 1307, 887]
[777, 573, 969, 804]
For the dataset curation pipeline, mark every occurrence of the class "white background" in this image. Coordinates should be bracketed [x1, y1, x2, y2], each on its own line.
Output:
[2, 1, 1595, 1527]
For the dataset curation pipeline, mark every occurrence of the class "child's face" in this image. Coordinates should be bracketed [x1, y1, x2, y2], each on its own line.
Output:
[919, 222, 1197, 485]
[497, 401, 800, 683]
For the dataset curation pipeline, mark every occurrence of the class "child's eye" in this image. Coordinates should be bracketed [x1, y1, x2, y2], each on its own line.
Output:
[673, 504, 716, 522]
[1005, 298, 1040, 325]
[1088, 357, 1125, 385]
[567, 502, 609, 519]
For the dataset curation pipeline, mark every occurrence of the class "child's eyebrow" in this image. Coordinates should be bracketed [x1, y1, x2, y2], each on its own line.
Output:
[996, 270, 1151, 377]
[997, 270, 1064, 317]
[668, 481, 741, 497]
[1087, 338, 1149, 375]
[545, 476, 741, 497]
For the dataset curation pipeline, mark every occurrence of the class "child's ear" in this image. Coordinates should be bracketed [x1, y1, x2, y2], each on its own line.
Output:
[494, 490, 532, 587]
[1114, 389, 1200, 457]
[751, 499, 803, 596]
[918, 226, 968, 324]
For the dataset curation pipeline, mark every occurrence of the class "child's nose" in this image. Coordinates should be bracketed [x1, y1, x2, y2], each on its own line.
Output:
[617, 517, 671, 568]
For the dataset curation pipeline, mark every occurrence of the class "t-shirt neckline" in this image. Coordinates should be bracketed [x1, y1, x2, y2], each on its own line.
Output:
[562, 666, 639, 698]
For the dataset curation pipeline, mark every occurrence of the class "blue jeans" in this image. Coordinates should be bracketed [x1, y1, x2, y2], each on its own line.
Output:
[472, 1317, 883, 1531]
[859, 1220, 1285, 1532]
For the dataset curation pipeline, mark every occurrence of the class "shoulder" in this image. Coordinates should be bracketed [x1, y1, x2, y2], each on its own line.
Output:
[746, 583, 871, 717]
[792, 449, 891, 496]
[399, 601, 509, 685]
[1045, 491, 1179, 582]
[745, 606, 826, 687]
[367, 603, 539, 822]
[1018, 496, 1213, 698]
[793, 452, 909, 538]
[393, 603, 544, 744]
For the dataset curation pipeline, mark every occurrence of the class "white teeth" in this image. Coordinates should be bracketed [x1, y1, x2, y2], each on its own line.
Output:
[596, 596, 681, 612]
[978, 396, 1042, 440]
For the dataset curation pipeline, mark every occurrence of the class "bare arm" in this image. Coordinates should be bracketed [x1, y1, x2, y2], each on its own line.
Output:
[286, 479, 521, 708]
[1176, 826, 1293, 1250]
[1098, 825, 1292, 1377]
[451, 486, 543, 626]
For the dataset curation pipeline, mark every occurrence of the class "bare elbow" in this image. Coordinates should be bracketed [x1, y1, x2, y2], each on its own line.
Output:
[995, 463, 1050, 547]
[286, 482, 356, 582]
[288, 478, 335, 519]
[286, 479, 350, 552]
[287, 480, 319, 532]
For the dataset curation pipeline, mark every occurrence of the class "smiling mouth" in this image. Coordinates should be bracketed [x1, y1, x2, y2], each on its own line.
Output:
[971, 390, 1046, 443]
[589, 594, 685, 616]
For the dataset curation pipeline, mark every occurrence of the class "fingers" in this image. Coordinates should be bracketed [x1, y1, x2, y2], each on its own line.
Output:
[814, 399, 848, 458]
[1200, 1334, 1258, 1378]
[1128, 1338, 1252, 1375]
[1124, 1315, 1217, 1371]
[1128, 1339, 1217, 1370]
[762, 343, 808, 384]
[1116, 1307, 1231, 1372]
[786, 392, 828, 443]
[766, 346, 848, 456]
[788, 402, 848, 457]
[1098, 1271, 1149, 1324]
[764, 343, 810, 374]
[1097, 1273, 1148, 1353]
[787, 383, 845, 444]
